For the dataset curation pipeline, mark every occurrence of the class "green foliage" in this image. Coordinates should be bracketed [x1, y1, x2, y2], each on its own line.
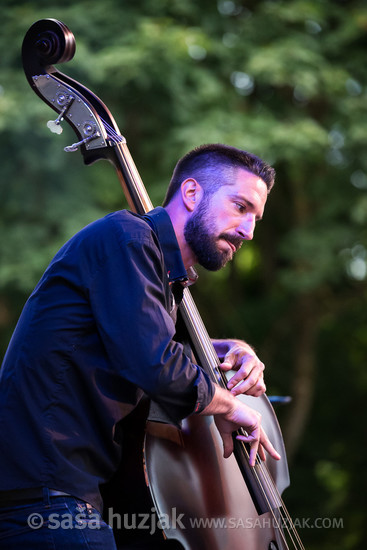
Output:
[1, 1, 367, 548]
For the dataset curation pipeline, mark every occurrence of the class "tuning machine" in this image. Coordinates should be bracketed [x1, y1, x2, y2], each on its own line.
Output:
[46, 92, 75, 134]
[32, 74, 107, 151]
[64, 121, 100, 152]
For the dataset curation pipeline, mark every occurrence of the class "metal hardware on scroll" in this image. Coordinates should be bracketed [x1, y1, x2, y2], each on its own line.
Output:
[33, 74, 107, 150]
[46, 93, 74, 134]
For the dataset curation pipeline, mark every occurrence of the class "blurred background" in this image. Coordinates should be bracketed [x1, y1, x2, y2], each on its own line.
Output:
[1, 0, 366, 548]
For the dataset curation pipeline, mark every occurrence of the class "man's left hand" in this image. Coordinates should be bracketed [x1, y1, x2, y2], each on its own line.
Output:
[212, 339, 266, 397]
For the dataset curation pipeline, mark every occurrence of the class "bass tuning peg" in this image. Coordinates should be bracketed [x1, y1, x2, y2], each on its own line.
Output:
[46, 94, 75, 135]
[64, 122, 100, 152]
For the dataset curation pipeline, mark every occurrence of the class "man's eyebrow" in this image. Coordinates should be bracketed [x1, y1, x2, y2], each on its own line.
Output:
[231, 194, 263, 220]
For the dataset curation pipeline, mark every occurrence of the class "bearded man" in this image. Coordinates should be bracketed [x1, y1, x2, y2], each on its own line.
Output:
[0, 143, 278, 550]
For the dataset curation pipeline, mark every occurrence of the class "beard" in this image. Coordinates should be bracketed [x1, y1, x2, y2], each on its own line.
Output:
[184, 195, 243, 271]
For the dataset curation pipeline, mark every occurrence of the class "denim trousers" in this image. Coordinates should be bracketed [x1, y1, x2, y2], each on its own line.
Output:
[0, 489, 117, 549]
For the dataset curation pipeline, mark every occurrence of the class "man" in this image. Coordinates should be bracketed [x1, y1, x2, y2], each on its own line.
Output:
[0, 144, 279, 549]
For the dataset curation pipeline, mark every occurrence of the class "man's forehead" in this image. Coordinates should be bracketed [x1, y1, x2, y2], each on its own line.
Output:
[224, 168, 267, 195]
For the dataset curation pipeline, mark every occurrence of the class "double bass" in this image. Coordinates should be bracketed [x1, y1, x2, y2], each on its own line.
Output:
[22, 19, 305, 550]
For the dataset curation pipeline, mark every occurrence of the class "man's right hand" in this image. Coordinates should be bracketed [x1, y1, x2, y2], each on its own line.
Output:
[199, 386, 281, 466]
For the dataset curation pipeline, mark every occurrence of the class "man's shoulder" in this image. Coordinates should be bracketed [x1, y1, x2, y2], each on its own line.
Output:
[79, 210, 154, 242]
[54, 211, 157, 266]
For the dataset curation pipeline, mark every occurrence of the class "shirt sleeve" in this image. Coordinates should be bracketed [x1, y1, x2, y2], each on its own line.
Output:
[86, 216, 215, 424]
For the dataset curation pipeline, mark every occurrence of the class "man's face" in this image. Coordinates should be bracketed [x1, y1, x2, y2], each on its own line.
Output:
[184, 169, 268, 271]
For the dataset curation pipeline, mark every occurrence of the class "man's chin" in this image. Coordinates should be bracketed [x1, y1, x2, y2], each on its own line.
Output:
[200, 252, 231, 271]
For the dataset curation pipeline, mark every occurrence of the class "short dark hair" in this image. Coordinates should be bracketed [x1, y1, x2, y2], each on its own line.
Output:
[162, 143, 275, 206]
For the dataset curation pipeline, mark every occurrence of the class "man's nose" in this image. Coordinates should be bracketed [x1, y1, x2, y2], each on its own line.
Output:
[236, 214, 256, 241]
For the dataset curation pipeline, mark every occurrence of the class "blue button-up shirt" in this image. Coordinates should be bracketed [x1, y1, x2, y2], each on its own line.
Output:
[0, 207, 214, 511]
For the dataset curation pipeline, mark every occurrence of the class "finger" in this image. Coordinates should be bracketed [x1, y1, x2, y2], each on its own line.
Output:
[227, 370, 250, 389]
[227, 359, 264, 389]
[220, 360, 234, 372]
[257, 445, 266, 462]
[229, 367, 265, 395]
[221, 432, 234, 459]
[227, 364, 254, 389]
[235, 433, 259, 467]
[245, 380, 266, 397]
[236, 430, 267, 461]
[231, 379, 266, 397]
[220, 349, 240, 371]
[248, 441, 260, 467]
[260, 427, 281, 461]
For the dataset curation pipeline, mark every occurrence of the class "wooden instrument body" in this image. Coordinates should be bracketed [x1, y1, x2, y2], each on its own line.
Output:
[145, 385, 289, 549]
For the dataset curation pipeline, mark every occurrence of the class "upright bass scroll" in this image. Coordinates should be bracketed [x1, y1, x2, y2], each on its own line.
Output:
[22, 18, 151, 214]
[22, 18, 305, 550]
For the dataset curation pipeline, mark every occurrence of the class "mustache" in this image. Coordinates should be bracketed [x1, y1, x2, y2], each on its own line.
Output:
[218, 233, 243, 252]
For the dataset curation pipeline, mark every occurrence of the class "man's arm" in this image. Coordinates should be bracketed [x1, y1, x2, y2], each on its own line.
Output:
[88, 215, 215, 424]
[212, 339, 266, 397]
[198, 385, 280, 466]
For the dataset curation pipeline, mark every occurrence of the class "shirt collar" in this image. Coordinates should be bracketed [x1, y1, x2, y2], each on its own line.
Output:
[143, 207, 197, 285]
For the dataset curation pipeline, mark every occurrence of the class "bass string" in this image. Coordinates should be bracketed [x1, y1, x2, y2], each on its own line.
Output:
[101, 119, 124, 143]
[237, 437, 305, 550]
[213, 367, 304, 548]
[181, 289, 305, 549]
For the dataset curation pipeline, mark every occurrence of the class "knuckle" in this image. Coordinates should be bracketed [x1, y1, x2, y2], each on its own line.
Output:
[240, 367, 251, 378]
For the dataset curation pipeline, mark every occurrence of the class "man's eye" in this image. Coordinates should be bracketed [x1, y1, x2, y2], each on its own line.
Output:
[235, 202, 246, 214]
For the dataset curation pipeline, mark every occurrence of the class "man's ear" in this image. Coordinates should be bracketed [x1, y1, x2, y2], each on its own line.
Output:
[181, 178, 204, 212]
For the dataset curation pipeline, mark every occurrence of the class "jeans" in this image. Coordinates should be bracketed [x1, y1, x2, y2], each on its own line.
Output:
[0, 489, 117, 549]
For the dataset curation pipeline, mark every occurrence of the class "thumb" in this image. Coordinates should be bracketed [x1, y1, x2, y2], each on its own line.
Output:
[221, 431, 234, 458]
[221, 351, 236, 371]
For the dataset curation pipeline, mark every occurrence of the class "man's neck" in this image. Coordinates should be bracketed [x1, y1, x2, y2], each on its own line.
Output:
[163, 204, 195, 270]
